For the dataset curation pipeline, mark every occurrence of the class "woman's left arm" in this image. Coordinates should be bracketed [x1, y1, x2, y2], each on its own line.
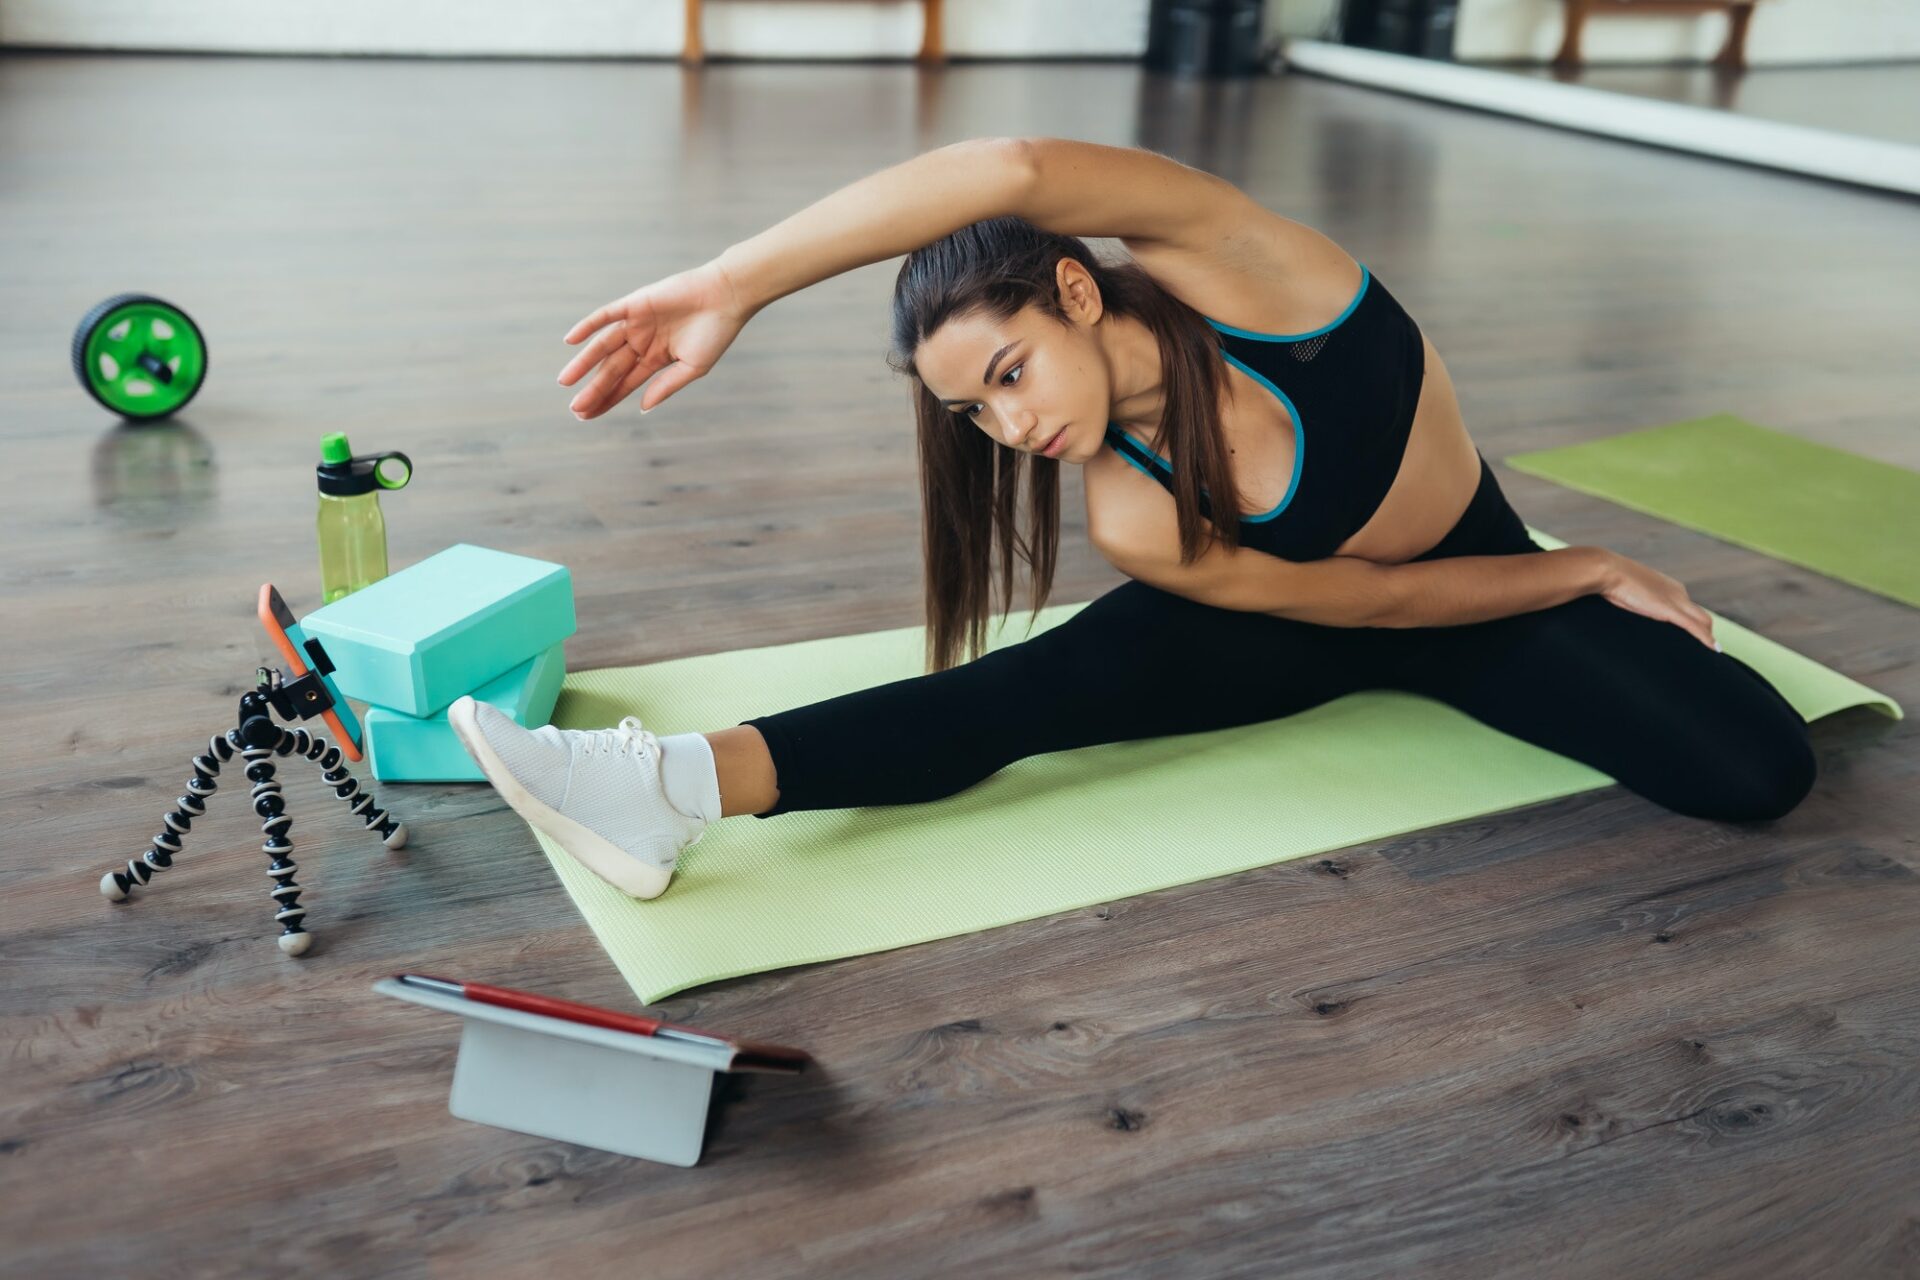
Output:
[1013, 137, 1272, 251]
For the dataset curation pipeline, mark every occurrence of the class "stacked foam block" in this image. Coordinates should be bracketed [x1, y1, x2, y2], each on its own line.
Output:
[301, 544, 576, 782]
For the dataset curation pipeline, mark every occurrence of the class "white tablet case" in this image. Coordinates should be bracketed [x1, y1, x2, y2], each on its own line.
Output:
[373, 977, 724, 1167]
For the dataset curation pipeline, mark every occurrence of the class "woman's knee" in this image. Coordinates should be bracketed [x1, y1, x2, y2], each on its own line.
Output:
[1674, 716, 1817, 823]
[1450, 601, 1821, 824]
[1740, 723, 1818, 821]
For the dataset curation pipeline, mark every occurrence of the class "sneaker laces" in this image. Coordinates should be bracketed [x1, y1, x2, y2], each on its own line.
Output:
[577, 715, 662, 763]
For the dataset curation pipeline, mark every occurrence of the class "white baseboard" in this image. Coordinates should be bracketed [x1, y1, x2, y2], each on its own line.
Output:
[1282, 39, 1920, 198]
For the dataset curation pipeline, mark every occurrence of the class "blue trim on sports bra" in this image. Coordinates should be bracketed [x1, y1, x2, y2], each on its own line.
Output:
[1203, 264, 1371, 343]
[1109, 351, 1305, 522]
[1104, 259, 1375, 524]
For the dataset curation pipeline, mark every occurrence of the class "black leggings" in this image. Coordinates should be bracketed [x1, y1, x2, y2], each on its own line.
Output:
[741, 453, 1816, 824]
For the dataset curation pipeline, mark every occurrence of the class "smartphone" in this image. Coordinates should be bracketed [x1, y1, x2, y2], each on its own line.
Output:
[258, 583, 364, 761]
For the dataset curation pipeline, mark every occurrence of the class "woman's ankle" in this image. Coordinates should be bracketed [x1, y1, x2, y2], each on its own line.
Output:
[705, 725, 781, 817]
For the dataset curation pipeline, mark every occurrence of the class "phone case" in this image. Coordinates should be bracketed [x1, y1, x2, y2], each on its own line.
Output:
[258, 583, 365, 761]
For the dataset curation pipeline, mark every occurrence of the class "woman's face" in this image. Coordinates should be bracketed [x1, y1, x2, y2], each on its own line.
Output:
[914, 302, 1111, 465]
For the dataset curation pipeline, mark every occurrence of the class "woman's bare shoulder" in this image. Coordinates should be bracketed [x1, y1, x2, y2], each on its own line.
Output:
[1083, 443, 1181, 554]
[1120, 212, 1364, 336]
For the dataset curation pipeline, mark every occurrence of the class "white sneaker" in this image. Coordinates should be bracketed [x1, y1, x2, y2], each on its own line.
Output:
[447, 695, 706, 900]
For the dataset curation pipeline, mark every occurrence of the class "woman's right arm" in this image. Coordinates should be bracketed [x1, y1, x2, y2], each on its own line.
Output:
[1098, 499, 1718, 650]
[1378, 548, 1721, 649]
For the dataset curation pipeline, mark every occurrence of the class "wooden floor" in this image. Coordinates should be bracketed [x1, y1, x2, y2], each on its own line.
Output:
[2, 51, 1916, 1280]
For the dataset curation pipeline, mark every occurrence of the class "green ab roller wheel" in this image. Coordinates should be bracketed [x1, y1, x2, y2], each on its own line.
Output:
[71, 293, 209, 421]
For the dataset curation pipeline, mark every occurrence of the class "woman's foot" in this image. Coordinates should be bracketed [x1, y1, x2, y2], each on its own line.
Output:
[448, 696, 708, 899]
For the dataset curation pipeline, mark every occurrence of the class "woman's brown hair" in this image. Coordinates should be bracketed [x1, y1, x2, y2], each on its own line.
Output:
[889, 214, 1238, 674]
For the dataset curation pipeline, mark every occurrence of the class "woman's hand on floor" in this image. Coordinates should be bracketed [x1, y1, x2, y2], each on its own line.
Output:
[558, 259, 753, 418]
[1594, 551, 1720, 651]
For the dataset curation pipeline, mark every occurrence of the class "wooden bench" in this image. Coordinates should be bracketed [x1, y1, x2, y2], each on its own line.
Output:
[1554, 0, 1760, 71]
[682, 0, 946, 65]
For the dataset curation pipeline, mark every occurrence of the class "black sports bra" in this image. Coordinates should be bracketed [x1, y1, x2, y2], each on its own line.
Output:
[1103, 263, 1426, 562]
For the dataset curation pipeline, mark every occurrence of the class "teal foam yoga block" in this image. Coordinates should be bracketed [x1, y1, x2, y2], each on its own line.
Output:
[302, 544, 575, 718]
[364, 640, 567, 782]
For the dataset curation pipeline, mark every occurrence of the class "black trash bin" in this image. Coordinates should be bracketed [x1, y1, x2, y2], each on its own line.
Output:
[1145, 0, 1265, 77]
[1339, 0, 1460, 59]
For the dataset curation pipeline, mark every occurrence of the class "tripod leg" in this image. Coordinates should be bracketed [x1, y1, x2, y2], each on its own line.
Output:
[245, 740, 312, 956]
[102, 730, 238, 902]
[287, 728, 408, 850]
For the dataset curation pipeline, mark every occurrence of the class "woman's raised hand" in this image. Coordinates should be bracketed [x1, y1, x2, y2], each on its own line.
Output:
[558, 260, 754, 418]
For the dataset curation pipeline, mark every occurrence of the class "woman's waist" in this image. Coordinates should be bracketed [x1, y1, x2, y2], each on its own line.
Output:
[1404, 453, 1535, 562]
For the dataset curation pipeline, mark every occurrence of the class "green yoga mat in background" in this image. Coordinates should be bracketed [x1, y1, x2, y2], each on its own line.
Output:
[529, 528, 1900, 1005]
[1507, 413, 1920, 608]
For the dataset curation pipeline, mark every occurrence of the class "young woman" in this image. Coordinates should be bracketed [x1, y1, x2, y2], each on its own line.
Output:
[449, 137, 1815, 901]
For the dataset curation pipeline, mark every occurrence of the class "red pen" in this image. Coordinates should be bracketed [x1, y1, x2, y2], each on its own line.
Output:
[393, 973, 811, 1074]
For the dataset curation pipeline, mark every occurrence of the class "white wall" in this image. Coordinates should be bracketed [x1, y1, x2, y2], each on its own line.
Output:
[1260, 0, 1920, 65]
[1455, 0, 1920, 66]
[9, 0, 1906, 65]
[0, 0, 1151, 58]
[1267, 0, 1342, 42]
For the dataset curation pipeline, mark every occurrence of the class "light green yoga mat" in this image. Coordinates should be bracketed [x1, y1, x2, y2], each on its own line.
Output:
[1507, 413, 1920, 608]
[530, 529, 1900, 1005]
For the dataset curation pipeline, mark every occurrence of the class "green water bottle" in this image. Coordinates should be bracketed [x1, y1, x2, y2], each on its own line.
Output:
[317, 432, 412, 604]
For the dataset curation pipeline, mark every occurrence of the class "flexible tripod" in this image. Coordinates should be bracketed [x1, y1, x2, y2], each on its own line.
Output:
[100, 663, 408, 955]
